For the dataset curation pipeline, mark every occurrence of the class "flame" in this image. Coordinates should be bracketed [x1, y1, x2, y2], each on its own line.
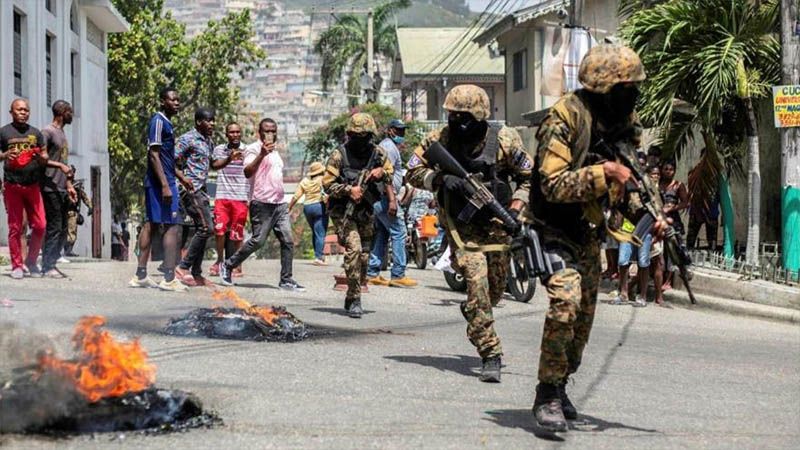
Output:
[212, 289, 280, 325]
[39, 316, 156, 403]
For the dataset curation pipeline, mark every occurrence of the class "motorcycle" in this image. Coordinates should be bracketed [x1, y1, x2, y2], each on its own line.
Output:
[406, 214, 439, 270]
[435, 238, 535, 303]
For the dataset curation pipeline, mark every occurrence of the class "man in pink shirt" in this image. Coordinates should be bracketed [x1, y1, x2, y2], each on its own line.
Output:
[219, 118, 303, 291]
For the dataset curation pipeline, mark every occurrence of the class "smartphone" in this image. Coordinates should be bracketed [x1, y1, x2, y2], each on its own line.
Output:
[263, 132, 275, 145]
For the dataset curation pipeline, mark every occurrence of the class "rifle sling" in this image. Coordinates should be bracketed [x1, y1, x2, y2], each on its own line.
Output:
[444, 196, 508, 253]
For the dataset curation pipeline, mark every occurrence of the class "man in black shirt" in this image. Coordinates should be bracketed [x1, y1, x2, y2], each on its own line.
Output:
[0, 99, 69, 279]
[40, 100, 77, 278]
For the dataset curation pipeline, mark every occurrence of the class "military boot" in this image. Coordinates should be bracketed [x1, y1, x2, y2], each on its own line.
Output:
[558, 380, 578, 420]
[479, 356, 501, 383]
[346, 299, 364, 318]
[532, 383, 568, 432]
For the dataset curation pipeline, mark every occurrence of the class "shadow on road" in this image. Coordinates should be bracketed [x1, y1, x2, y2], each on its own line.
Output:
[483, 409, 659, 441]
[310, 307, 376, 317]
[428, 299, 464, 307]
[384, 354, 479, 377]
[232, 283, 278, 290]
[482, 409, 565, 441]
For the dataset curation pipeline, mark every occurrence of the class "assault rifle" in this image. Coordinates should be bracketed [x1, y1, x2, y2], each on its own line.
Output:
[595, 139, 698, 304]
[339, 147, 380, 232]
[424, 142, 559, 281]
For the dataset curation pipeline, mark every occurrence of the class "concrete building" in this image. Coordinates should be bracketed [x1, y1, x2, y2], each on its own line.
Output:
[0, 0, 129, 258]
[474, 0, 617, 127]
[392, 27, 506, 124]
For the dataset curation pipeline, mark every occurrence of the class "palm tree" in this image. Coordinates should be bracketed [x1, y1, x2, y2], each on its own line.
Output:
[313, 0, 411, 105]
[618, 0, 780, 264]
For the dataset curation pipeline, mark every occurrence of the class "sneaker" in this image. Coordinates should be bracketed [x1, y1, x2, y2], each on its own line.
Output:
[10, 268, 24, 280]
[389, 276, 418, 288]
[279, 280, 306, 292]
[175, 266, 191, 280]
[158, 278, 188, 292]
[180, 274, 199, 287]
[609, 295, 628, 305]
[219, 263, 234, 286]
[209, 262, 221, 276]
[25, 264, 43, 278]
[66, 252, 79, 257]
[367, 275, 390, 286]
[632, 296, 647, 308]
[193, 275, 215, 288]
[346, 298, 363, 318]
[44, 268, 68, 279]
[312, 259, 328, 266]
[128, 276, 158, 288]
[57, 257, 71, 264]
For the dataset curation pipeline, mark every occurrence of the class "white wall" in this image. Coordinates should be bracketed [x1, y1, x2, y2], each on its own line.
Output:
[0, 0, 113, 259]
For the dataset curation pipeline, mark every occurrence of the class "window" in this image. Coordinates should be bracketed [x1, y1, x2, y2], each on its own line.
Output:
[513, 49, 527, 92]
[46, 0, 55, 14]
[46, 35, 54, 106]
[87, 19, 104, 51]
[71, 52, 80, 116]
[13, 12, 23, 96]
[70, 3, 79, 34]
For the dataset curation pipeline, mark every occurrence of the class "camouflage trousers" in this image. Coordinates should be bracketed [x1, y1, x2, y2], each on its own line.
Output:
[333, 216, 374, 301]
[66, 211, 78, 245]
[451, 237, 510, 359]
[537, 239, 601, 384]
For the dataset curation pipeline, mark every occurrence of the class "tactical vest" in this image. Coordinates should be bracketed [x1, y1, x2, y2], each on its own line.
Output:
[328, 145, 385, 217]
[439, 124, 512, 227]
[530, 97, 637, 244]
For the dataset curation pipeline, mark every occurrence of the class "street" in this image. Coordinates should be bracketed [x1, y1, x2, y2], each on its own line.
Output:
[1, 259, 798, 449]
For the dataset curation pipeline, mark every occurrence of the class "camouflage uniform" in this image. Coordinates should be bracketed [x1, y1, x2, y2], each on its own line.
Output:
[322, 113, 394, 310]
[406, 85, 533, 360]
[529, 43, 661, 431]
[65, 183, 93, 250]
[534, 44, 654, 385]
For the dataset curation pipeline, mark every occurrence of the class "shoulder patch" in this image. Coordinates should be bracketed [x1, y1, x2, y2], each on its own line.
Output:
[407, 154, 423, 169]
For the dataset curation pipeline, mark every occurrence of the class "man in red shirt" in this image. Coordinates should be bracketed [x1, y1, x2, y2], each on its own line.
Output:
[1, 99, 71, 279]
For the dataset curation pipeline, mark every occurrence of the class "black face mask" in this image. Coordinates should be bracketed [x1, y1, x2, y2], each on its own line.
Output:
[606, 84, 640, 119]
[448, 114, 488, 146]
[346, 134, 372, 156]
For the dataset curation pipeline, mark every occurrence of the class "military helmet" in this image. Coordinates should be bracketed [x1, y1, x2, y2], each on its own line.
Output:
[578, 44, 646, 94]
[442, 84, 491, 121]
[346, 112, 377, 134]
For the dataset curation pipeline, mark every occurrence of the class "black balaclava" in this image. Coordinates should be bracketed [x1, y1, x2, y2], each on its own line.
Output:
[346, 133, 373, 158]
[448, 112, 488, 150]
[586, 83, 640, 126]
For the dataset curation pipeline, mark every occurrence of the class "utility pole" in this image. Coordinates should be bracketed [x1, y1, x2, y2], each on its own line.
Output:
[367, 10, 374, 86]
[569, 0, 584, 26]
[781, 0, 800, 273]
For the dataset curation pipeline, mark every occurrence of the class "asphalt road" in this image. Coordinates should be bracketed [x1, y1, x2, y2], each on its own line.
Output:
[1, 259, 798, 449]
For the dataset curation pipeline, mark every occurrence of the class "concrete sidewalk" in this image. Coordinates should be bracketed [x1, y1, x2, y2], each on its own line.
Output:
[668, 267, 800, 324]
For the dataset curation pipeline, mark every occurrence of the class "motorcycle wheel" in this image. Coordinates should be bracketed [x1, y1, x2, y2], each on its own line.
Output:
[444, 270, 467, 292]
[506, 250, 535, 303]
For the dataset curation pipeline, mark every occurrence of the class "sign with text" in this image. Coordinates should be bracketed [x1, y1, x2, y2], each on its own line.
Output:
[773, 85, 800, 128]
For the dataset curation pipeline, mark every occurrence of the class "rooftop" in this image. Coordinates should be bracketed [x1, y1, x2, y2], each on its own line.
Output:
[395, 27, 504, 81]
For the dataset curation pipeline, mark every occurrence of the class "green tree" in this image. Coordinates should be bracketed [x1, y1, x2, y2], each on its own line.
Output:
[108, 0, 265, 214]
[619, 0, 780, 263]
[304, 103, 423, 168]
[313, 0, 411, 105]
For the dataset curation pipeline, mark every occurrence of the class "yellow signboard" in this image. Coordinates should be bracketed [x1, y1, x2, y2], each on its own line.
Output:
[773, 85, 800, 128]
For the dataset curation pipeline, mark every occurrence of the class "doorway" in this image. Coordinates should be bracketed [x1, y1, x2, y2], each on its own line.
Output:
[91, 166, 102, 258]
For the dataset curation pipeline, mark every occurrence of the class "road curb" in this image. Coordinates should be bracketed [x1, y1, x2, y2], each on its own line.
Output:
[665, 289, 800, 324]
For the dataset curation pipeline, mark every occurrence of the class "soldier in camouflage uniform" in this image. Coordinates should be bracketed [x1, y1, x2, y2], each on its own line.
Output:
[322, 113, 396, 318]
[64, 179, 92, 256]
[530, 44, 667, 431]
[406, 84, 533, 383]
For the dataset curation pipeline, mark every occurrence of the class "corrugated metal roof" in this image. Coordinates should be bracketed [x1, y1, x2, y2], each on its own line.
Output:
[396, 28, 504, 78]
[474, 0, 568, 46]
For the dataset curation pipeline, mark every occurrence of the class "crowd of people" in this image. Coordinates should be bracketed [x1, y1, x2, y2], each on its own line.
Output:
[2, 42, 721, 433]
